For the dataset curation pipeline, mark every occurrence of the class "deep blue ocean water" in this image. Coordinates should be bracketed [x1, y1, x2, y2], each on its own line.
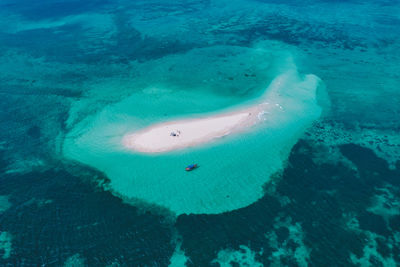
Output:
[0, 0, 399, 266]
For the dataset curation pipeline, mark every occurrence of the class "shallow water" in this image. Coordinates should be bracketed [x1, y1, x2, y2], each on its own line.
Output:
[63, 50, 323, 215]
[0, 0, 399, 265]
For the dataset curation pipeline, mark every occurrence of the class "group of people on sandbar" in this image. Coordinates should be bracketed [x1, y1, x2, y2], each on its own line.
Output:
[170, 130, 181, 137]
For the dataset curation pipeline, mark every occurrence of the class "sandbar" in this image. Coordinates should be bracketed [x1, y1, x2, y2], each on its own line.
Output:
[123, 100, 273, 153]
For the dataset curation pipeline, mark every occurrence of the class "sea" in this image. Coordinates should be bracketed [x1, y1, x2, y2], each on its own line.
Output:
[0, 0, 399, 266]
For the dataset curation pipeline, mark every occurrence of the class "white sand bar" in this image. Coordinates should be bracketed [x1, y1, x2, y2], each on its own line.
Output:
[124, 107, 264, 153]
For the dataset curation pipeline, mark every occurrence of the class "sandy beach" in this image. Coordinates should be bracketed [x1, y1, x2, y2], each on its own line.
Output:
[123, 97, 275, 153]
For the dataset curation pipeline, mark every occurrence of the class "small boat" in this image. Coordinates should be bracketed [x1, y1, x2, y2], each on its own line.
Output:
[185, 164, 198, 171]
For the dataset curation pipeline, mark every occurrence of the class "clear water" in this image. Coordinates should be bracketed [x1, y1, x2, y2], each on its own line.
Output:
[63, 45, 323, 215]
[0, 0, 399, 265]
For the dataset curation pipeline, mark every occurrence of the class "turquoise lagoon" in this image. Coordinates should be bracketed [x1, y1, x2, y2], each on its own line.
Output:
[63, 44, 324, 214]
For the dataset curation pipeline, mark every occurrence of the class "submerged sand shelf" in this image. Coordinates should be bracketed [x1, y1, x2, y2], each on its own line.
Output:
[62, 45, 323, 215]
